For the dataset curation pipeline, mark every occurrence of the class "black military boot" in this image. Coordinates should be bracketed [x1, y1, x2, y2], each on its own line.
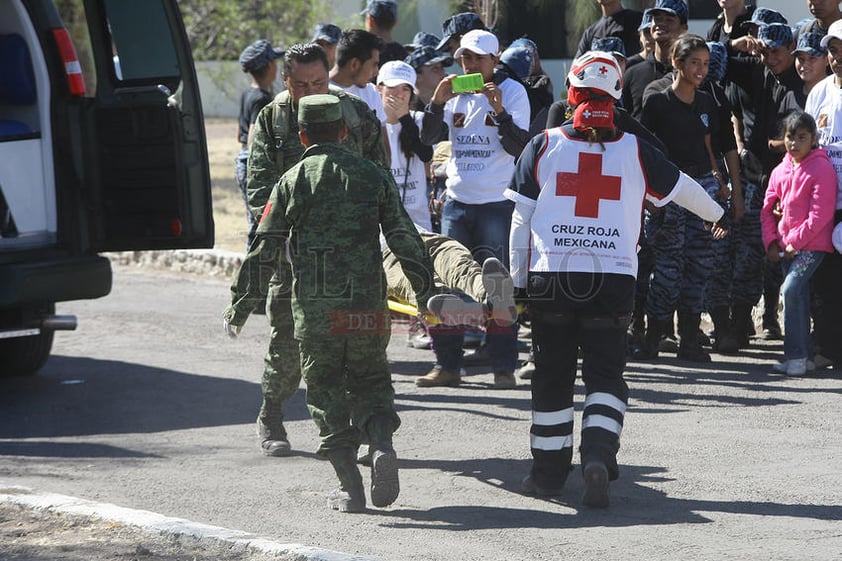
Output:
[731, 305, 754, 349]
[256, 398, 291, 457]
[710, 306, 739, 355]
[632, 316, 667, 360]
[366, 415, 400, 508]
[677, 311, 711, 362]
[325, 447, 366, 513]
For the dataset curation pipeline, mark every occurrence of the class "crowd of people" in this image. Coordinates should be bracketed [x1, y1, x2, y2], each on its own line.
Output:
[222, 0, 842, 512]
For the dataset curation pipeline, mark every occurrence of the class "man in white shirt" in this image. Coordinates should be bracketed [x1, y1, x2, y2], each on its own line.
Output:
[419, 29, 531, 389]
[329, 29, 386, 123]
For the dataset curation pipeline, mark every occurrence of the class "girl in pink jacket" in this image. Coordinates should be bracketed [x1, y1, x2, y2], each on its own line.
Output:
[761, 111, 838, 376]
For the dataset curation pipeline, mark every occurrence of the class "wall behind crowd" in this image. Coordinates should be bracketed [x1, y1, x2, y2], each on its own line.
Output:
[196, 0, 810, 118]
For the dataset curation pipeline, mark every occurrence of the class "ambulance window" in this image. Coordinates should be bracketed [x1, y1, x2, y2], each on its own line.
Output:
[104, 0, 180, 82]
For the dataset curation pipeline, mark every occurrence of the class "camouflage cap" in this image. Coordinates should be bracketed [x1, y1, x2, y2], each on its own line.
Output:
[758, 23, 794, 49]
[638, 9, 653, 32]
[793, 32, 827, 57]
[239, 39, 283, 73]
[741, 7, 788, 29]
[312, 23, 342, 45]
[405, 46, 453, 70]
[437, 12, 485, 51]
[704, 41, 728, 85]
[650, 0, 688, 25]
[591, 36, 626, 59]
[405, 31, 441, 51]
[361, 0, 397, 18]
[298, 94, 342, 125]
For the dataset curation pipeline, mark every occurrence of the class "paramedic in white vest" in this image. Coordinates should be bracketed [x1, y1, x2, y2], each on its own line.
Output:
[506, 51, 727, 507]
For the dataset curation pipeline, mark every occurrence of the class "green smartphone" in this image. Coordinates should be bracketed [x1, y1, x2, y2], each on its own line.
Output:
[451, 73, 484, 94]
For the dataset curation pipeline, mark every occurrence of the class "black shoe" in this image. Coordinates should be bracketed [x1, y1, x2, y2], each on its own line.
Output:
[521, 474, 564, 497]
[581, 462, 610, 508]
[761, 324, 783, 340]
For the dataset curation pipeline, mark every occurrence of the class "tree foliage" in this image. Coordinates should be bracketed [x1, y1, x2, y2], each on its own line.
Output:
[176, 0, 351, 61]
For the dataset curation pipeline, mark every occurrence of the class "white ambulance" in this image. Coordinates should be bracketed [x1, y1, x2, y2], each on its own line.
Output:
[0, 0, 213, 374]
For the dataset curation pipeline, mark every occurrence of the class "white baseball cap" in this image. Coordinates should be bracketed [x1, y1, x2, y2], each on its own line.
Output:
[821, 19, 842, 48]
[454, 29, 499, 59]
[833, 222, 842, 254]
[377, 60, 416, 88]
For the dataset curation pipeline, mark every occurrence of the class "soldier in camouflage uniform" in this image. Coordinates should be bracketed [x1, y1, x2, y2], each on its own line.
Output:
[237, 42, 388, 458]
[225, 95, 434, 512]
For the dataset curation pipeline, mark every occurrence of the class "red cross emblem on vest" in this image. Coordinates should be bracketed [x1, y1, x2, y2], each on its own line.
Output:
[556, 152, 621, 218]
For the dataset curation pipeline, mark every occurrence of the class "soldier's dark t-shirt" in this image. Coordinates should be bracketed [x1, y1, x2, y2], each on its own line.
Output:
[705, 6, 755, 43]
[575, 9, 643, 60]
[726, 56, 803, 179]
[238, 87, 273, 147]
[621, 53, 671, 122]
[642, 85, 720, 176]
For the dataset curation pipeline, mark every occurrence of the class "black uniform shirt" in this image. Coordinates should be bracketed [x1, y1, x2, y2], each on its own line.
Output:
[575, 9, 644, 61]
[621, 53, 672, 122]
[238, 87, 273, 147]
[642, 85, 719, 176]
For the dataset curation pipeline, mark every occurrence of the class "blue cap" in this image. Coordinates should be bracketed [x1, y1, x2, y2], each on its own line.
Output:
[793, 18, 814, 32]
[651, 0, 688, 24]
[591, 36, 626, 59]
[361, 0, 397, 19]
[704, 41, 728, 85]
[406, 31, 441, 51]
[405, 46, 453, 70]
[793, 32, 827, 57]
[510, 37, 540, 66]
[638, 9, 653, 32]
[500, 45, 534, 79]
[312, 23, 342, 45]
[741, 7, 788, 29]
[437, 12, 486, 51]
[239, 39, 283, 73]
[758, 23, 794, 49]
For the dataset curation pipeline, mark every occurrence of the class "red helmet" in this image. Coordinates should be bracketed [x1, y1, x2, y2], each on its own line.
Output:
[567, 51, 623, 100]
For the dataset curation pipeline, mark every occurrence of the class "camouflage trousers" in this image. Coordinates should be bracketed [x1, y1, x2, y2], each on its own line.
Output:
[261, 271, 301, 407]
[299, 333, 400, 454]
[706, 179, 765, 309]
[383, 232, 485, 306]
[645, 175, 719, 319]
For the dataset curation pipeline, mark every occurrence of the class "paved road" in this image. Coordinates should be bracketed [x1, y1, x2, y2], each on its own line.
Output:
[1, 266, 841, 561]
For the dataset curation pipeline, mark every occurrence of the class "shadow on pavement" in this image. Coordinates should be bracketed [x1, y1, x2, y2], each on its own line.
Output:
[0, 355, 310, 440]
[381, 458, 842, 528]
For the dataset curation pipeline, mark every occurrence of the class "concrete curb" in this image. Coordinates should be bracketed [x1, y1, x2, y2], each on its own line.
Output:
[0, 483, 377, 561]
[105, 249, 244, 278]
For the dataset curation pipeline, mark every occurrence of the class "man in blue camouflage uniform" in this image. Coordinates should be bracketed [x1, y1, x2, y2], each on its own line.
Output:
[725, 20, 802, 345]
[233, 42, 388, 458]
[224, 95, 434, 512]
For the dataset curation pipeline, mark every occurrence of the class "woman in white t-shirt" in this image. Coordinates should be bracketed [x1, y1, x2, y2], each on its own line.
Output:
[376, 60, 433, 231]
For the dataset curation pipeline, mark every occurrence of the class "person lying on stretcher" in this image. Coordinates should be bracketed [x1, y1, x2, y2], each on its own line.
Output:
[381, 227, 518, 329]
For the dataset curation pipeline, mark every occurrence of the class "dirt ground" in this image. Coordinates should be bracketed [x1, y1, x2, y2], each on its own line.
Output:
[206, 118, 251, 253]
[0, 503, 274, 561]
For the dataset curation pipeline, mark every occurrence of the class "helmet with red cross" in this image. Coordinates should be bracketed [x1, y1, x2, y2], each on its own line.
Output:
[566, 51, 623, 100]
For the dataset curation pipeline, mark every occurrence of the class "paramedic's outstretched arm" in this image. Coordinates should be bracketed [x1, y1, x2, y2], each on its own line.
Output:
[637, 137, 726, 225]
[508, 201, 535, 289]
